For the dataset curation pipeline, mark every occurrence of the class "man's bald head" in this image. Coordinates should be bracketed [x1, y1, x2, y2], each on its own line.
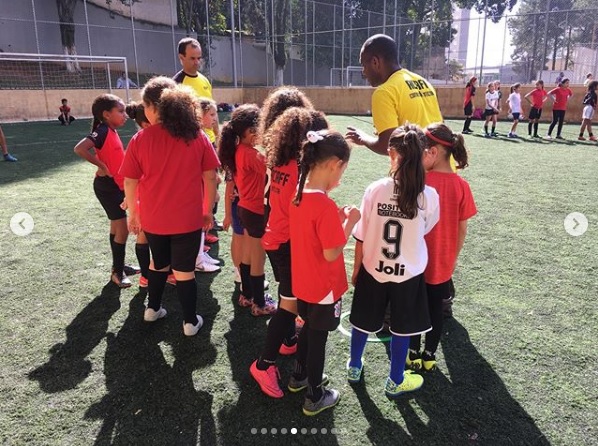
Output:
[361, 34, 399, 65]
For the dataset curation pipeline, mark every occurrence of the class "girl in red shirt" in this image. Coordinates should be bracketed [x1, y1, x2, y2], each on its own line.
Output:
[546, 79, 573, 140]
[524, 80, 547, 138]
[250, 108, 329, 399]
[289, 130, 360, 416]
[74, 94, 131, 288]
[219, 105, 276, 316]
[407, 123, 477, 372]
[462, 76, 477, 134]
[120, 77, 219, 337]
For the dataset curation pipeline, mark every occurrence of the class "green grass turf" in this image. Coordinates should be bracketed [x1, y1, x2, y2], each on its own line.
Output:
[0, 117, 597, 445]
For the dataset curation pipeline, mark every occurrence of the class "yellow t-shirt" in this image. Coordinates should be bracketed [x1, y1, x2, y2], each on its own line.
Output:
[372, 69, 443, 133]
[173, 70, 216, 143]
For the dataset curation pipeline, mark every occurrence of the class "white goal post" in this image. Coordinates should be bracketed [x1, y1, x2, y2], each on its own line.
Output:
[329, 66, 366, 87]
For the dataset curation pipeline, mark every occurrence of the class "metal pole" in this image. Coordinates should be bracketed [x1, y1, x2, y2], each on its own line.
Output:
[304, 0, 308, 86]
[332, 5, 336, 74]
[123, 59, 129, 102]
[83, 0, 95, 89]
[239, 0, 244, 87]
[30, 0, 44, 91]
[130, 3, 140, 87]
[230, 0, 238, 87]
[428, 1, 434, 79]
[541, 0, 551, 80]
[170, 0, 177, 74]
[265, 0, 269, 86]
[393, 0, 397, 42]
[205, 0, 212, 82]
[479, 0, 488, 83]
[349, 11, 353, 70]
[383, 0, 387, 33]
[312, 0, 315, 85]
[271, 0, 276, 84]
[500, 11, 508, 81]
[341, 1, 345, 86]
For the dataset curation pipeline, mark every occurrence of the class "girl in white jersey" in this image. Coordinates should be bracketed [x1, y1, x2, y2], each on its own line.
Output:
[347, 124, 439, 398]
[507, 83, 522, 138]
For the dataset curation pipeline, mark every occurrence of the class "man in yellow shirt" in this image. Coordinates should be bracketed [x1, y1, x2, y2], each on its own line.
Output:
[346, 34, 443, 155]
[173, 38, 219, 143]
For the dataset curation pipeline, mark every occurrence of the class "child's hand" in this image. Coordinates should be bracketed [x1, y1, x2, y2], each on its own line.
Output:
[203, 213, 214, 231]
[98, 163, 112, 177]
[120, 200, 128, 211]
[345, 206, 361, 225]
[351, 268, 360, 286]
[222, 215, 232, 232]
[128, 212, 141, 235]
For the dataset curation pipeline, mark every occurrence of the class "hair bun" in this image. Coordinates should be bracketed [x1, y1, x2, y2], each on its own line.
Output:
[306, 130, 324, 144]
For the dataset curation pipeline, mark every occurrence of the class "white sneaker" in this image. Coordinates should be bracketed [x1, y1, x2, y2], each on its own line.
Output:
[544, 135, 553, 140]
[144, 306, 167, 322]
[183, 314, 204, 336]
[195, 261, 221, 273]
[201, 252, 221, 266]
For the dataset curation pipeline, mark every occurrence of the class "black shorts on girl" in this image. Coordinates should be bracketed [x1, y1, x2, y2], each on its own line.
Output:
[145, 230, 202, 272]
[266, 241, 294, 299]
[483, 109, 498, 118]
[93, 176, 126, 221]
[512, 112, 521, 120]
[238, 206, 265, 238]
[529, 107, 542, 120]
[297, 299, 342, 332]
[464, 102, 473, 116]
[231, 198, 244, 235]
[350, 266, 431, 336]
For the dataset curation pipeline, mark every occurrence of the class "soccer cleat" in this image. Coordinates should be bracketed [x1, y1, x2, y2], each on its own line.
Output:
[288, 374, 329, 393]
[555, 135, 564, 140]
[195, 261, 220, 273]
[484, 133, 491, 138]
[212, 220, 224, 231]
[3, 153, 17, 162]
[422, 351, 437, 371]
[144, 306, 167, 322]
[111, 270, 132, 288]
[384, 371, 424, 398]
[183, 315, 204, 336]
[199, 252, 221, 266]
[279, 342, 297, 356]
[302, 388, 340, 416]
[491, 132, 499, 137]
[250, 360, 283, 398]
[204, 233, 219, 244]
[508, 132, 517, 138]
[406, 349, 422, 371]
[578, 136, 587, 141]
[123, 264, 141, 275]
[544, 135, 553, 140]
[251, 294, 278, 316]
[346, 358, 364, 384]
[238, 294, 253, 307]
[590, 136, 597, 141]
[166, 274, 176, 285]
[139, 276, 148, 288]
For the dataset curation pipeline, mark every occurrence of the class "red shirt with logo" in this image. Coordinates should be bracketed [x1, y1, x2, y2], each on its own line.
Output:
[547, 87, 573, 111]
[529, 89, 547, 109]
[234, 143, 266, 215]
[86, 123, 125, 190]
[262, 161, 299, 250]
[424, 171, 477, 285]
[289, 191, 348, 304]
[120, 124, 220, 235]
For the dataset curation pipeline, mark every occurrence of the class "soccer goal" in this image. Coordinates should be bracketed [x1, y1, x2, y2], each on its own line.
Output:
[0, 53, 131, 101]
[329, 66, 367, 87]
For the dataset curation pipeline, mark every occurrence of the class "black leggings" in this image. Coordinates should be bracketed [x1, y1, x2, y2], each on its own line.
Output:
[410, 280, 451, 354]
[548, 110, 566, 136]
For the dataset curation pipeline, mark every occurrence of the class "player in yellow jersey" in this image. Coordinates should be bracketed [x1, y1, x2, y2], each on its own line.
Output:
[346, 34, 443, 156]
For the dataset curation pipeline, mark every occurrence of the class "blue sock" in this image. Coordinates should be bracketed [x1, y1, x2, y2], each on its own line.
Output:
[349, 328, 368, 369]
[390, 335, 410, 384]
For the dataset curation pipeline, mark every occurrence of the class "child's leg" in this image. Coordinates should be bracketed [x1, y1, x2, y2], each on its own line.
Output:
[239, 232, 253, 301]
[389, 335, 410, 384]
[533, 120, 540, 136]
[580, 120, 588, 137]
[491, 115, 497, 133]
[512, 118, 519, 133]
[247, 234, 266, 307]
[423, 282, 447, 357]
[557, 111, 565, 136]
[110, 218, 128, 275]
[349, 328, 368, 369]
[306, 327, 329, 403]
[528, 120, 533, 136]
[548, 111, 558, 135]
[135, 230, 150, 280]
[145, 233, 171, 312]
[484, 116, 490, 134]
[171, 231, 202, 326]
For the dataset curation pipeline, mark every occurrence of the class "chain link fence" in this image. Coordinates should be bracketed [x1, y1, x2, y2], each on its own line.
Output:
[1, 0, 597, 90]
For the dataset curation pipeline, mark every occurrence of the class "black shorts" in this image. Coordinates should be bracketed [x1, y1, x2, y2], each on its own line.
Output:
[349, 266, 431, 336]
[529, 107, 542, 120]
[512, 112, 521, 121]
[297, 299, 342, 332]
[145, 230, 202, 272]
[464, 102, 473, 116]
[238, 206, 265, 238]
[266, 241, 295, 299]
[483, 109, 498, 118]
[93, 176, 126, 221]
[427, 280, 453, 302]
[231, 198, 244, 235]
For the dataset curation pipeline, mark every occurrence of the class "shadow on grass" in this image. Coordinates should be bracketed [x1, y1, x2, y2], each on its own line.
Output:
[217, 289, 341, 446]
[85, 270, 221, 445]
[28, 282, 122, 393]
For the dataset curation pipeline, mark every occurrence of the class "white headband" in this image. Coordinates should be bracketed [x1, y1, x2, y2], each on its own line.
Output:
[306, 131, 324, 144]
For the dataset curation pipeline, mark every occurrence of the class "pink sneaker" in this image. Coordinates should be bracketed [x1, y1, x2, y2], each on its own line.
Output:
[279, 343, 297, 356]
[238, 294, 253, 307]
[251, 294, 277, 316]
[250, 360, 283, 398]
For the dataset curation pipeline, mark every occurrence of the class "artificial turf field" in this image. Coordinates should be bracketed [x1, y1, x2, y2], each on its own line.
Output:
[0, 116, 596, 446]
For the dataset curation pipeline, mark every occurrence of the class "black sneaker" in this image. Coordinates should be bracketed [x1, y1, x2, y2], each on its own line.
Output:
[302, 388, 340, 416]
[555, 135, 564, 140]
[123, 264, 141, 276]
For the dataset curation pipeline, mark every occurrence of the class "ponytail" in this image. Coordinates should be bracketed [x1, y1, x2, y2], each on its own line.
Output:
[425, 122, 469, 170]
[218, 124, 238, 174]
[125, 102, 149, 128]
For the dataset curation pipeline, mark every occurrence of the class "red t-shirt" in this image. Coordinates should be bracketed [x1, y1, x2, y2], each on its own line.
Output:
[424, 171, 477, 285]
[234, 143, 266, 215]
[529, 89, 547, 109]
[463, 85, 475, 107]
[86, 123, 125, 190]
[262, 161, 299, 250]
[60, 105, 71, 113]
[120, 124, 220, 235]
[289, 191, 348, 304]
[548, 87, 573, 111]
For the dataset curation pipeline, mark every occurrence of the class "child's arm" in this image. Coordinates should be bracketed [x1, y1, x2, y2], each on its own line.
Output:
[457, 220, 468, 257]
[124, 178, 140, 234]
[202, 169, 218, 230]
[73, 138, 110, 176]
[352, 240, 363, 286]
[222, 180, 234, 231]
[323, 206, 361, 262]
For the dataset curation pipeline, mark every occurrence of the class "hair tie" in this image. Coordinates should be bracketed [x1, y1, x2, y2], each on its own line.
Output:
[306, 131, 324, 144]
[425, 130, 453, 148]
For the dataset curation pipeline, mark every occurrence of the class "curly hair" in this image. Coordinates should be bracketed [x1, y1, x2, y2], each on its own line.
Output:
[125, 101, 149, 128]
[258, 87, 314, 142]
[218, 104, 260, 175]
[265, 108, 329, 168]
[91, 93, 123, 131]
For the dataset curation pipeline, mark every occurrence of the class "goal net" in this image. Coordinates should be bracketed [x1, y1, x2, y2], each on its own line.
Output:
[329, 66, 367, 87]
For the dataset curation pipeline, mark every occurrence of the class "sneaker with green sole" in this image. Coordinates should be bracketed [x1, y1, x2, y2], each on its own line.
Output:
[406, 349, 422, 371]
[385, 371, 424, 398]
[422, 351, 437, 371]
[346, 358, 364, 384]
[302, 388, 340, 416]
[288, 374, 329, 393]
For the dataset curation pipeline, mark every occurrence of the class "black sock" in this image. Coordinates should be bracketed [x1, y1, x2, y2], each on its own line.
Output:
[112, 241, 126, 276]
[306, 328, 328, 403]
[533, 122, 539, 136]
[528, 122, 533, 135]
[135, 243, 150, 279]
[463, 118, 471, 132]
[491, 126, 496, 133]
[239, 263, 252, 299]
[212, 201, 218, 216]
[580, 132, 584, 137]
[424, 291, 444, 354]
[484, 125, 488, 134]
[258, 308, 295, 366]
[147, 270, 168, 311]
[251, 274, 265, 307]
[590, 133, 594, 137]
[283, 317, 298, 346]
[293, 320, 309, 380]
[176, 278, 198, 325]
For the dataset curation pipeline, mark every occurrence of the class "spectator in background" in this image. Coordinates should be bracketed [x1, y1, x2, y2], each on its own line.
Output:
[116, 72, 137, 89]
[0, 124, 17, 162]
[58, 98, 76, 125]
[555, 71, 565, 86]
[584, 73, 593, 88]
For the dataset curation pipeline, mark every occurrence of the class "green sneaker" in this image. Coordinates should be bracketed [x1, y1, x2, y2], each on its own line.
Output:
[406, 349, 422, 371]
[302, 388, 340, 416]
[422, 351, 437, 371]
[385, 371, 424, 398]
[346, 358, 364, 384]
[288, 374, 329, 393]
